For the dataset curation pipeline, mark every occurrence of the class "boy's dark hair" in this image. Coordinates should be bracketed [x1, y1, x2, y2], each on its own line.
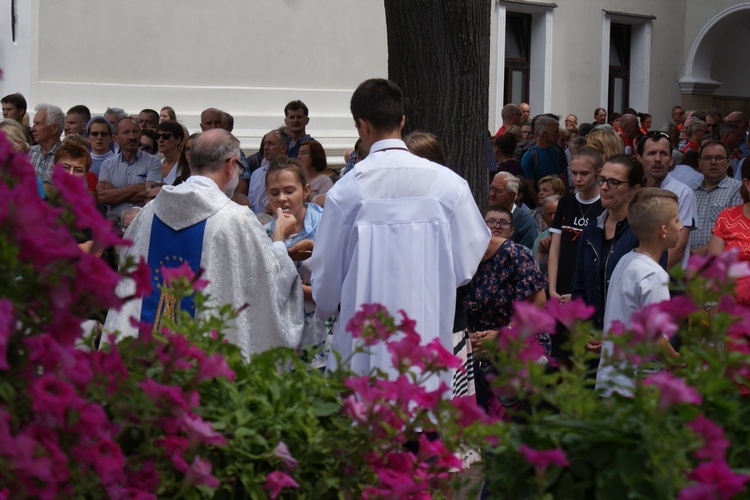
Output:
[1, 93, 27, 113]
[67, 104, 91, 122]
[350, 78, 404, 133]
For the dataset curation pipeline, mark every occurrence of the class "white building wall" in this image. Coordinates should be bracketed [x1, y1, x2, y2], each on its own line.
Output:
[2, 0, 388, 158]
[2, 0, 748, 155]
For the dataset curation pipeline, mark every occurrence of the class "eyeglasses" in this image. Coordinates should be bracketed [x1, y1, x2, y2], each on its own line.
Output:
[484, 219, 511, 229]
[595, 175, 631, 190]
[140, 143, 155, 152]
[226, 157, 245, 176]
[157, 133, 174, 141]
[564, 120, 577, 125]
[89, 131, 110, 138]
[700, 155, 728, 162]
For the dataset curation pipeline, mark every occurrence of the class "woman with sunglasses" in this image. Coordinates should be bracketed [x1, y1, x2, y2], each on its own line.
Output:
[156, 121, 185, 185]
[464, 204, 546, 416]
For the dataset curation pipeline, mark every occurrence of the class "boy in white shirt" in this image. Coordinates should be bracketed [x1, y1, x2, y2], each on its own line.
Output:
[596, 188, 682, 396]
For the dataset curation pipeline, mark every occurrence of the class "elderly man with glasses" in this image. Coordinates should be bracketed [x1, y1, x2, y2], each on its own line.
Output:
[689, 140, 743, 256]
[104, 128, 304, 360]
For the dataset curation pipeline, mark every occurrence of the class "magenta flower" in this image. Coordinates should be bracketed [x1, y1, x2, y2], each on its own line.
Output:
[183, 456, 220, 489]
[73, 252, 123, 310]
[195, 352, 235, 382]
[643, 372, 702, 409]
[160, 261, 200, 287]
[424, 338, 462, 370]
[181, 413, 226, 448]
[686, 460, 749, 499]
[346, 303, 396, 345]
[545, 297, 595, 330]
[655, 296, 698, 321]
[29, 374, 81, 422]
[272, 441, 299, 470]
[449, 396, 492, 426]
[263, 471, 300, 499]
[678, 483, 721, 500]
[512, 301, 556, 337]
[518, 445, 570, 470]
[687, 415, 730, 462]
[0, 299, 14, 370]
[131, 257, 153, 297]
[52, 167, 124, 249]
[140, 378, 194, 413]
[628, 302, 679, 343]
[387, 333, 427, 371]
[90, 438, 126, 485]
[71, 403, 112, 440]
[343, 394, 368, 422]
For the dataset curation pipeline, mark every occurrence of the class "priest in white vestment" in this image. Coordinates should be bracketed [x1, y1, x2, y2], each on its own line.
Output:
[105, 129, 304, 360]
[310, 79, 490, 392]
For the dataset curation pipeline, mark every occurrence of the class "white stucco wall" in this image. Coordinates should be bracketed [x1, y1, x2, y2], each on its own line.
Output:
[2, 0, 388, 157]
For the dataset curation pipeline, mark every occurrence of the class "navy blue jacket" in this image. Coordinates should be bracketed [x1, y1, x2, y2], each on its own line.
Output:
[571, 210, 667, 329]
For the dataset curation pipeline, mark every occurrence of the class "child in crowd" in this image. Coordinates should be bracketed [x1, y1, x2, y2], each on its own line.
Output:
[264, 156, 327, 370]
[596, 188, 682, 396]
[548, 146, 604, 303]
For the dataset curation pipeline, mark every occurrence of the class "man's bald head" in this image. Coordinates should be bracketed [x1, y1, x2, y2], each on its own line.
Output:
[190, 129, 240, 174]
[501, 104, 522, 125]
[619, 114, 639, 140]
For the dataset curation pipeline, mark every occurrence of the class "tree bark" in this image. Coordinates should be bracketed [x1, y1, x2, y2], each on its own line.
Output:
[384, 0, 491, 204]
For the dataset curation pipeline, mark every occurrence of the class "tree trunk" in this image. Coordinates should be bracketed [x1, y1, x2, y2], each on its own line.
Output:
[384, 0, 491, 204]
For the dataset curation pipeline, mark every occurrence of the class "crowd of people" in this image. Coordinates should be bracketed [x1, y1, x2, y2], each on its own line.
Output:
[2, 86, 750, 413]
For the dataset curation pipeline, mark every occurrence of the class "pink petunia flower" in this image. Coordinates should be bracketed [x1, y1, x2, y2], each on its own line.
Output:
[449, 396, 492, 427]
[686, 460, 749, 499]
[52, 167, 125, 249]
[195, 352, 235, 382]
[342, 394, 368, 422]
[181, 413, 226, 448]
[131, 257, 153, 297]
[628, 301, 679, 344]
[271, 441, 298, 470]
[512, 301, 557, 337]
[687, 414, 730, 462]
[90, 438, 126, 485]
[29, 374, 81, 423]
[518, 444, 570, 470]
[183, 456, 220, 489]
[346, 303, 395, 345]
[263, 471, 299, 499]
[545, 297, 595, 331]
[643, 372, 702, 409]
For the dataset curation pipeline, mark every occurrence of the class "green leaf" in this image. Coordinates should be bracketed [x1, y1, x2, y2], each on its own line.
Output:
[311, 400, 341, 417]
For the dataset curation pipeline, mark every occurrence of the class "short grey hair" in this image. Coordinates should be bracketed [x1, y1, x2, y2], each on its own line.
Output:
[35, 103, 65, 130]
[105, 107, 128, 134]
[687, 120, 706, 136]
[534, 116, 558, 137]
[495, 171, 519, 195]
[266, 127, 291, 149]
[541, 194, 561, 207]
[189, 129, 240, 175]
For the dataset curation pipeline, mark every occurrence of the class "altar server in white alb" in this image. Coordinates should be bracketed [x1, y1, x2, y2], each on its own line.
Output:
[310, 78, 490, 391]
[105, 129, 304, 359]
